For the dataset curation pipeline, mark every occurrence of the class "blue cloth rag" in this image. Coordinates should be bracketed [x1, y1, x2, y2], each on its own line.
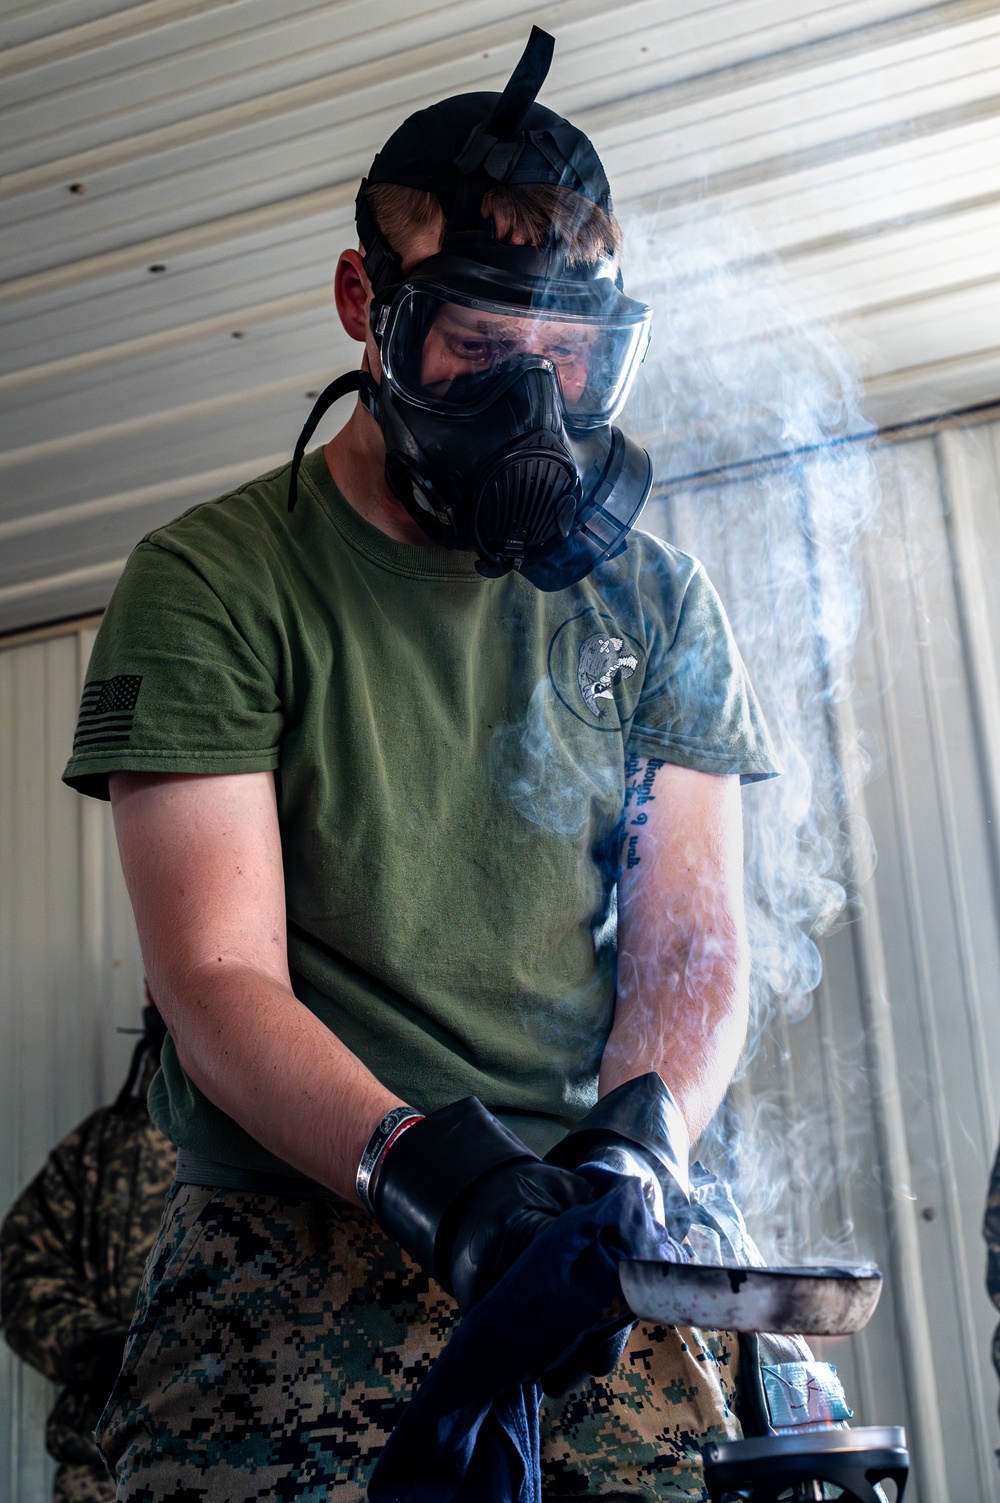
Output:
[368, 1177, 684, 1503]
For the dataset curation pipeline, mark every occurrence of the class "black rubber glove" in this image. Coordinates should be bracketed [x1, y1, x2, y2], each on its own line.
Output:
[546, 1071, 691, 1236]
[372, 1097, 595, 1313]
[540, 1072, 692, 1395]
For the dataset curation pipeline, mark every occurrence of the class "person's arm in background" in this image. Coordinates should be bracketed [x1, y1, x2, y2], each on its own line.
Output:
[108, 769, 404, 1205]
[983, 1133, 1000, 1418]
[600, 757, 749, 1142]
[1, 1121, 129, 1392]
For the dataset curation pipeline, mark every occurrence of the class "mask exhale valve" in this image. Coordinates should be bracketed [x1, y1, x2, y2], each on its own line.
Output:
[473, 443, 578, 577]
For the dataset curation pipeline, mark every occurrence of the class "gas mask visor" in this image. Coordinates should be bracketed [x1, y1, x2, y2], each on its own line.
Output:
[379, 280, 651, 429]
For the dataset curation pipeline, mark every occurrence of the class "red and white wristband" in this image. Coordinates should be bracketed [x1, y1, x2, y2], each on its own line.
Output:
[356, 1106, 424, 1214]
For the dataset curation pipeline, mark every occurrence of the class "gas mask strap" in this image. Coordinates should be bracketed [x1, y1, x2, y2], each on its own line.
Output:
[482, 26, 554, 142]
[356, 177, 404, 309]
[452, 26, 555, 181]
[288, 369, 379, 513]
[112, 1034, 149, 1113]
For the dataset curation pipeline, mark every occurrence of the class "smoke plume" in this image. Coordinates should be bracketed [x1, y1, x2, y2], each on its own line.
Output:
[621, 206, 881, 1262]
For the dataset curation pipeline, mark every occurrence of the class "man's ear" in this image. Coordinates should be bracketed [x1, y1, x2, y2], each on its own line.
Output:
[335, 249, 371, 343]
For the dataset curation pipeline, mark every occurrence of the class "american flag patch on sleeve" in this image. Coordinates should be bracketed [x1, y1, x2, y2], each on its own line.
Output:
[73, 674, 143, 750]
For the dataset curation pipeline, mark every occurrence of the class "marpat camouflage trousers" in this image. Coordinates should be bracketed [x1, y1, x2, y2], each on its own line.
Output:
[96, 1182, 742, 1501]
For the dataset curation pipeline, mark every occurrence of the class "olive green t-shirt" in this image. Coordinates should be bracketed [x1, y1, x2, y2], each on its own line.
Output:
[63, 449, 778, 1170]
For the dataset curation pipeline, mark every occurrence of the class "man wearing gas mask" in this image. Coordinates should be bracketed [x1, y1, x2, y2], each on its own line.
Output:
[63, 29, 778, 1501]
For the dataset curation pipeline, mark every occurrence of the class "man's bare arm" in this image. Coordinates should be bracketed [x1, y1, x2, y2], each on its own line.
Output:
[109, 770, 403, 1203]
[601, 758, 749, 1142]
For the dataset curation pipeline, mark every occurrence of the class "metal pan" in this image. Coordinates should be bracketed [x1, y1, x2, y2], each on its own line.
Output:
[619, 1259, 883, 1335]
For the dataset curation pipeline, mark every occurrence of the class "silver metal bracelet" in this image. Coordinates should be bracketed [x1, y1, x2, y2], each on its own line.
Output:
[356, 1106, 424, 1214]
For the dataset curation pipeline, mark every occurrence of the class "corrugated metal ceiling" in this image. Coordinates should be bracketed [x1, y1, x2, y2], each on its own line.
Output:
[3, 0, 1000, 630]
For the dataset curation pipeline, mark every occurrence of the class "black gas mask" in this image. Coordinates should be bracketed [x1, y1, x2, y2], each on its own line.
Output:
[289, 27, 654, 592]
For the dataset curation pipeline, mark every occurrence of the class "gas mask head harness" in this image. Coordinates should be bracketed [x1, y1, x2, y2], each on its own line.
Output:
[289, 27, 653, 591]
[112, 1000, 168, 1113]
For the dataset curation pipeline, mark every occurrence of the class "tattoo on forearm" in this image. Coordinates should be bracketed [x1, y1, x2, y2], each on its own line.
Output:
[621, 754, 665, 869]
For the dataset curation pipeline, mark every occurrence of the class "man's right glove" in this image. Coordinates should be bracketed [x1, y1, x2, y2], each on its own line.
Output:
[539, 1072, 692, 1394]
[546, 1071, 692, 1237]
[370, 1097, 595, 1314]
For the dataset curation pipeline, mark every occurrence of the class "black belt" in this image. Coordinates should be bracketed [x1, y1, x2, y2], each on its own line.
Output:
[174, 1148, 345, 1204]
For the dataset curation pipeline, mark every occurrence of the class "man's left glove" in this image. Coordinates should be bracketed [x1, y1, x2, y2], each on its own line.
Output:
[540, 1072, 692, 1394]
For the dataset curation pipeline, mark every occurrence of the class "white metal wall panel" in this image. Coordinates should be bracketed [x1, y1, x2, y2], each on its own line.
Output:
[0, 622, 146, 1503]
[650, 413, 1000, 1502]
[844, 429, 1000, 1501]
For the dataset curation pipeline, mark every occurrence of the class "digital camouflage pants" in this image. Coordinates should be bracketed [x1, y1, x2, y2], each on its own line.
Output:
[96, 1182, 742, 1501]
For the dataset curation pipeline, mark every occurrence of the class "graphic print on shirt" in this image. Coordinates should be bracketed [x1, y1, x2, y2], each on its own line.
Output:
[547, 611, 644, 731]
[577, 634, 639, 718]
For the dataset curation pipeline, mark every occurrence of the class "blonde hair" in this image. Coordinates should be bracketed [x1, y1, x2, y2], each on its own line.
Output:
[363, 181, 621, 268]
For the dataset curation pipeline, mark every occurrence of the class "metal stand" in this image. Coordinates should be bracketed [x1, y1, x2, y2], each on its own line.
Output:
[702, 1426, 908, 1501]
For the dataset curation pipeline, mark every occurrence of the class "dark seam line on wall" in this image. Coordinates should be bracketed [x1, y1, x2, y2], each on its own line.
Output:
[651, 395, 1000, 498]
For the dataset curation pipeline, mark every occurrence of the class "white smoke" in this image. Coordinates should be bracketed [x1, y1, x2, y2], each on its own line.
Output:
[489, 679, 620, 836]
[620, 206, 881, 1262]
